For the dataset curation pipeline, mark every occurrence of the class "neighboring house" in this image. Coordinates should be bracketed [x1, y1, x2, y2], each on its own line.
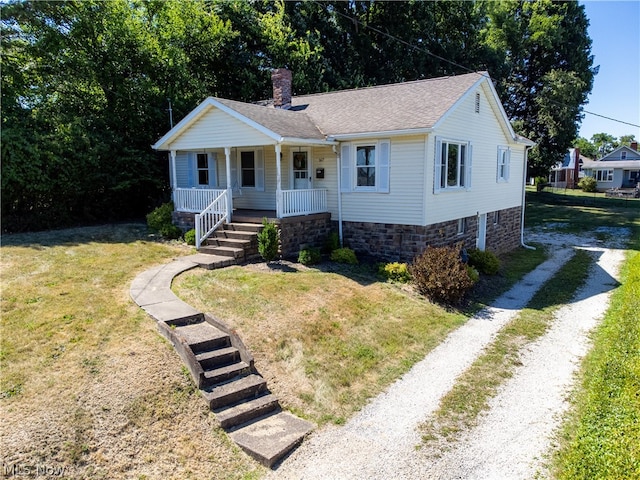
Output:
[581, 142, 640, 191]
[549, 148, 589, 189]
[152, 69, 534, 262]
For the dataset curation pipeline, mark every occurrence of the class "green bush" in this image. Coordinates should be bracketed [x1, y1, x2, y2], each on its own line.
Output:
[468, 249, 500, 275]
[184, 229, 196, 246]
[324, 231, 341, 253]
[409, 244, 475, 305]
[298, 247, 322, 265]
[466, 265, 480, 284]
[258, 218, 279, 262]
[146, 202, 182, 239]
[578, 176, 597, 192]
[379, 262, 411, 283]
[535, 176, 549, 192]
[330, 247, 358, 265]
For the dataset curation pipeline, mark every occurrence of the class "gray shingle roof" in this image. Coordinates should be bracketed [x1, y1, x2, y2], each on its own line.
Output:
[292, 72, 485, 136]
[218, 72, 486, 139]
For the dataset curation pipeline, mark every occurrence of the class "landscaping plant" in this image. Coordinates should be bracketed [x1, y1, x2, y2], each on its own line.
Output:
[410, 244, 475, 304]
[379, 262, 411, 283]
[257, 218, 279, 262]
[330, 247, 358, 265]
[146, 202, 182, 240]
[298, 247, 321, 266]
[577, 176, 597, 193]
[468, 249, 500, 275]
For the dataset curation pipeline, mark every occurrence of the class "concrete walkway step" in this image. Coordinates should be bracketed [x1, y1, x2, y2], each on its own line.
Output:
[203, 361, 251, 386]
[215, 393, 280, 429]
[230, 411, 314, 467]
[174, 322, 230, 354]
[203, 374, 267, 409]
[196, 346, 240, 369]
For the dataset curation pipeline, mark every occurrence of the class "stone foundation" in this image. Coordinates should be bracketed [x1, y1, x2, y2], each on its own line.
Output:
[172, 211, 196, 231]
[342, 206, 522, 262]
[277, 213, 332, 259]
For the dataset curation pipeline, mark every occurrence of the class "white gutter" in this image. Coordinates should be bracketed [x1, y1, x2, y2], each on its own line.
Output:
[333, 145, 343, 247]
[521, 145, 536, 250]
[328, 127, 433, 141]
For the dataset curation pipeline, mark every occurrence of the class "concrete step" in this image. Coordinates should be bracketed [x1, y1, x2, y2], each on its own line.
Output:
[198, 245, 245, 260]
[215, 230, 258, 242]
[205, 237, 252, 249]
[202, 361, 251, 386]
[224, 222, 263, 234]
[202, 374, 266, 409]
[229, 411, 315, 468]
[196, 346, 240, 369]
[215, 393, 280, 429]
[174, 322, 230, 354]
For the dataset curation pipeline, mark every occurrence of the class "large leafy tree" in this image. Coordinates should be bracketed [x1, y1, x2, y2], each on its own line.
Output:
[483, 0, 595, 176]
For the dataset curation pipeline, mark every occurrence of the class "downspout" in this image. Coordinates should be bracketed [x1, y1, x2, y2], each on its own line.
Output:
[333, 144, 343, 246]
[521, 145, 535, 250]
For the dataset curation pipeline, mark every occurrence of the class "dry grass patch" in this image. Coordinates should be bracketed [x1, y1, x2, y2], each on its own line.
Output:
[1, 224, 262, 480]
[173, 262, 468, 425]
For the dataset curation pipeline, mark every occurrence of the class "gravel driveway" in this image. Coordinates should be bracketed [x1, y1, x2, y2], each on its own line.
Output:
[267, 230, 629, 480]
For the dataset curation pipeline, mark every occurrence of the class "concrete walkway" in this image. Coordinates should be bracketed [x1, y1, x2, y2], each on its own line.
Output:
[130, 253, 314, 467]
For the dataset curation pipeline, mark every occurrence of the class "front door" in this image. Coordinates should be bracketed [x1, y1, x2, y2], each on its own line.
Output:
[292, 150, 311, 189]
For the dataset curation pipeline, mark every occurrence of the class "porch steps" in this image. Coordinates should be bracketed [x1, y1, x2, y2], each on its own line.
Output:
[169, 318, 313, 467]
[198, 222, 262, 263]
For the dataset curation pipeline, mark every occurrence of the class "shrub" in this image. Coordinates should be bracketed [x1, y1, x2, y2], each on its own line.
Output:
[578, 176, 597, 192]
[324, 231, 341, 253]
[184, 229, 196, 246]
[146, 202, 182, 239]
[468, 249, 500, 275]
[466, 265, 480, 284]
[535, 176, 548, 192]
[298, 247, 322, 265]
[330, 247, 358, 265]
[258, 218, 279, 262]
[379, 262, 411, 283]
[409, 244, 475, 305]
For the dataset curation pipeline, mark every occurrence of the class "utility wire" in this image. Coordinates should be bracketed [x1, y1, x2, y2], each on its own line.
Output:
[312, 0, 640, 130]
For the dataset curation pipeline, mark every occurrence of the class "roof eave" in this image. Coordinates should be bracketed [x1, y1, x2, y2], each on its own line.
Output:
[328, 127, 433, 141]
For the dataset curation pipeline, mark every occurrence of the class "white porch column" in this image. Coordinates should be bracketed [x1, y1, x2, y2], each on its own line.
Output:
[225, 146, 232, 221]
[275, 143, 282, 218]
[170, 150, 177, 203]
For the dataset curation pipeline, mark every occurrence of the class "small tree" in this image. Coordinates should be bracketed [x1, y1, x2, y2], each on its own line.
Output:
[257, 218, 279, 262]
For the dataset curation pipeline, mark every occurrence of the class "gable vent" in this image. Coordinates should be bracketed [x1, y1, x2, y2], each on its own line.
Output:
[475, 92, 480, 113]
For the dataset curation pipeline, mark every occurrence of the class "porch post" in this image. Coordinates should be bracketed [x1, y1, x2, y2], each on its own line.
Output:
[225, 146, 232, 221]
[275, 143, 282, 218]
[170, 150, 177, 203]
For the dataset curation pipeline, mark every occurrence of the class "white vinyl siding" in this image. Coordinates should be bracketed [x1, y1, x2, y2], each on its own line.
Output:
[425, 83, 525, 225]
[168, 107, 275, 150]
[339, 135, 424, 225]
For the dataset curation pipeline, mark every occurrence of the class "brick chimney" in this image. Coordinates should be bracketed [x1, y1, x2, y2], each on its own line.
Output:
[272, 68, 292, 109]
[630, 141, 638, 151]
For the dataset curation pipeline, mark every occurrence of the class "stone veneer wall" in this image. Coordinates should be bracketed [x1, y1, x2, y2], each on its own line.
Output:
[172, 211, 196, 231]
[484, 206, 522, 254]
[277, 213, 332, 259]
[341, 206, 522, 262]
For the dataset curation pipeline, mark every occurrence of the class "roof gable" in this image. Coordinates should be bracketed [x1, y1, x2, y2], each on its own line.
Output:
[599, 145, 640, 162]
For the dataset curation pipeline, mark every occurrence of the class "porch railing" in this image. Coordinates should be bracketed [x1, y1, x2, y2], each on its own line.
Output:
[195, 190, 228, 248]
[174, 188, 226, 213]
[280, 188, 327, 218]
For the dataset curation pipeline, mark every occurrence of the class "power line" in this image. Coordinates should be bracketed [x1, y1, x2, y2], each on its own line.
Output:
[312, 1, 639, 131]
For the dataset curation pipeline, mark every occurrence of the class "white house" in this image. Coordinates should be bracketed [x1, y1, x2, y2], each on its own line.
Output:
[581, 143, 640, 192]
[152, 69, 534, 261]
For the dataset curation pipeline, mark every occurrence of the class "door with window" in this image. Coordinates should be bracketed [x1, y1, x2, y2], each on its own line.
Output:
[292, 150, 311, 189]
